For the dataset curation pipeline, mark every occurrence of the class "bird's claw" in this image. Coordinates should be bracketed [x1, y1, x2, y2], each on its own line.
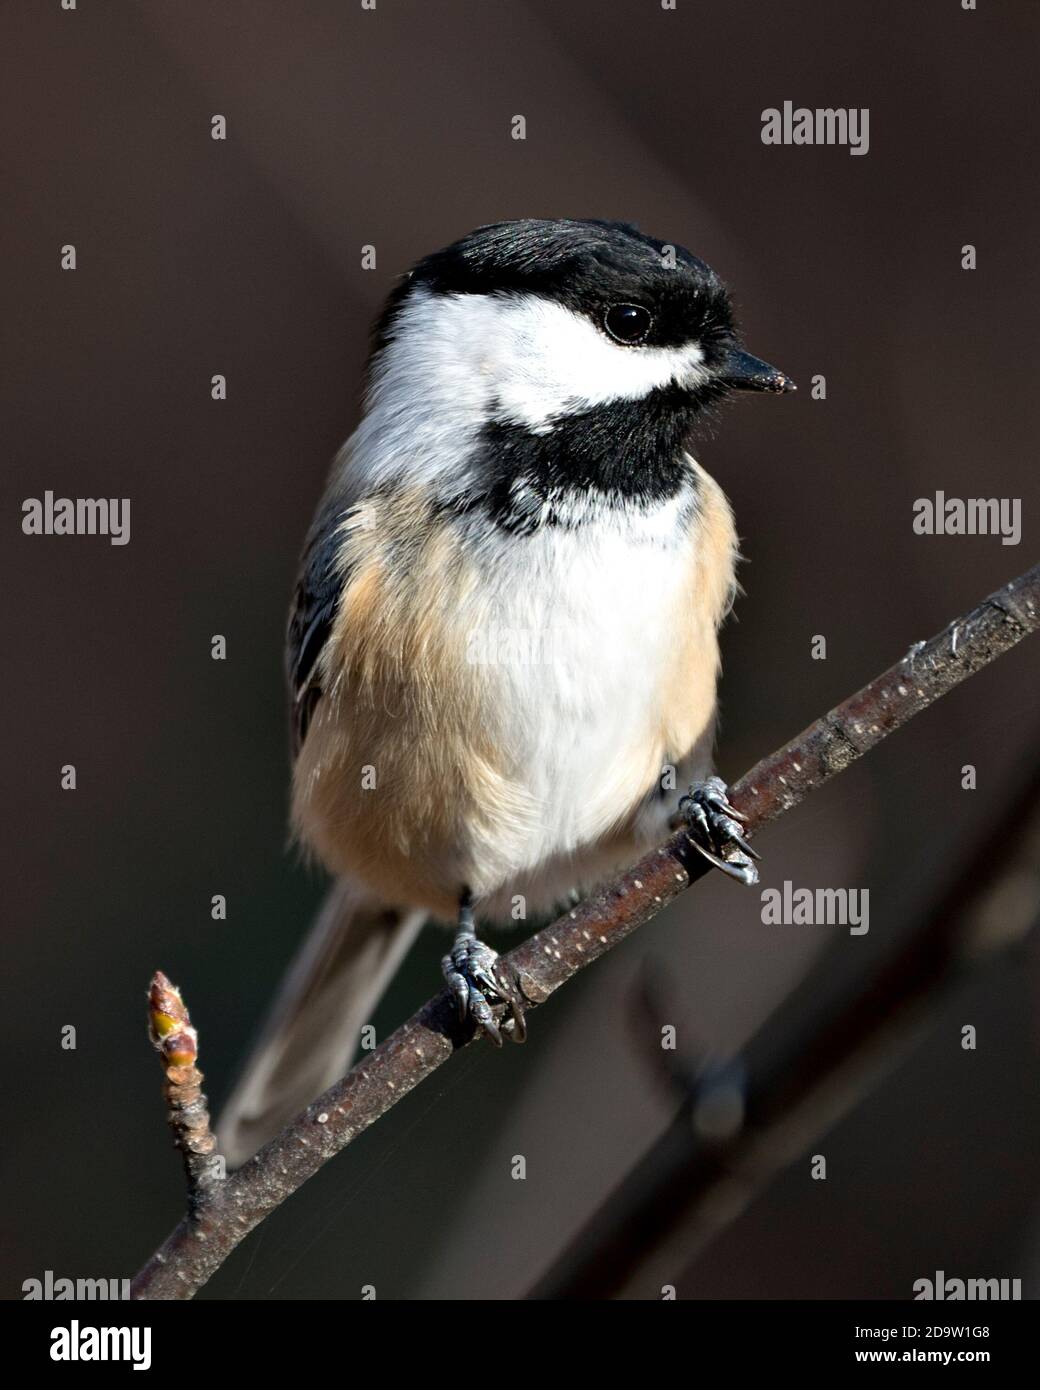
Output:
[442, 934, 526, 1045]
[679, 775, 760, 886]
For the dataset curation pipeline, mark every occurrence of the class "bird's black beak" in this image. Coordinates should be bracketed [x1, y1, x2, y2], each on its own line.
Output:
[718, 348, 796, 393]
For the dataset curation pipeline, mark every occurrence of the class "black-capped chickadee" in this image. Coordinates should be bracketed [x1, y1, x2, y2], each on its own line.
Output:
[219, 219, 794, 1164]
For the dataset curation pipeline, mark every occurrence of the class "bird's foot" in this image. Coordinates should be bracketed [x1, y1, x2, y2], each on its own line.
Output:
[442, 897, 526, 1045]
[678, 775, 760, 886]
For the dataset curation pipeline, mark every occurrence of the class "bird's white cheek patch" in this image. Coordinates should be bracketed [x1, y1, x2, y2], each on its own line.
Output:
[383, 288, 709, 436]
[480, 294, 708, 430]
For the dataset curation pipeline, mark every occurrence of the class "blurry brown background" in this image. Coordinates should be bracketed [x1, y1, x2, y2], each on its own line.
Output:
[2, 0, 1038, 1300]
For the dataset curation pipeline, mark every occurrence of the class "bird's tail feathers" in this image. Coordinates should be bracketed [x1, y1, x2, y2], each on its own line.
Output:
[217, 877, 425, 1167]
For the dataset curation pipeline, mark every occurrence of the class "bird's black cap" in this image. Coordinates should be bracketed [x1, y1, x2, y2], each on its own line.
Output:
[374, 220, 732, 356]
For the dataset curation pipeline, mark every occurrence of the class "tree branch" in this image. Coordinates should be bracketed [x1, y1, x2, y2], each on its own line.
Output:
[131, 561, 1040, 1300]
[147, 972, 223, 1212]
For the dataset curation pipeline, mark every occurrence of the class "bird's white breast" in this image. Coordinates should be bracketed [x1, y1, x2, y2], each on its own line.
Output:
[459, 496, 694, 886]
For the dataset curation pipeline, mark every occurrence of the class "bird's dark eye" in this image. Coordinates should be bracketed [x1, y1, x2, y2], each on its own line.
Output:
[604, 303, 652, 345]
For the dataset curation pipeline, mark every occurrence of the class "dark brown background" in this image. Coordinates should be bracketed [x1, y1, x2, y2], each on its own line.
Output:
[2, 0, 1038, 1299]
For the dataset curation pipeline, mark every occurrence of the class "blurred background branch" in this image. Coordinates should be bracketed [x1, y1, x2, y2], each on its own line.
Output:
[131, 561, 1040, 1299]
[529, 745, 1040, 1298]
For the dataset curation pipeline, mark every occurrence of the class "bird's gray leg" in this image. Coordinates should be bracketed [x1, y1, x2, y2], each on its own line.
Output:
[678, 775, 761, 886]
[441, 889, 526, 1045]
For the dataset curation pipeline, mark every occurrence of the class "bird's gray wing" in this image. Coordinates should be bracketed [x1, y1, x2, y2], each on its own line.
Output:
[285, 497, 353, 756]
